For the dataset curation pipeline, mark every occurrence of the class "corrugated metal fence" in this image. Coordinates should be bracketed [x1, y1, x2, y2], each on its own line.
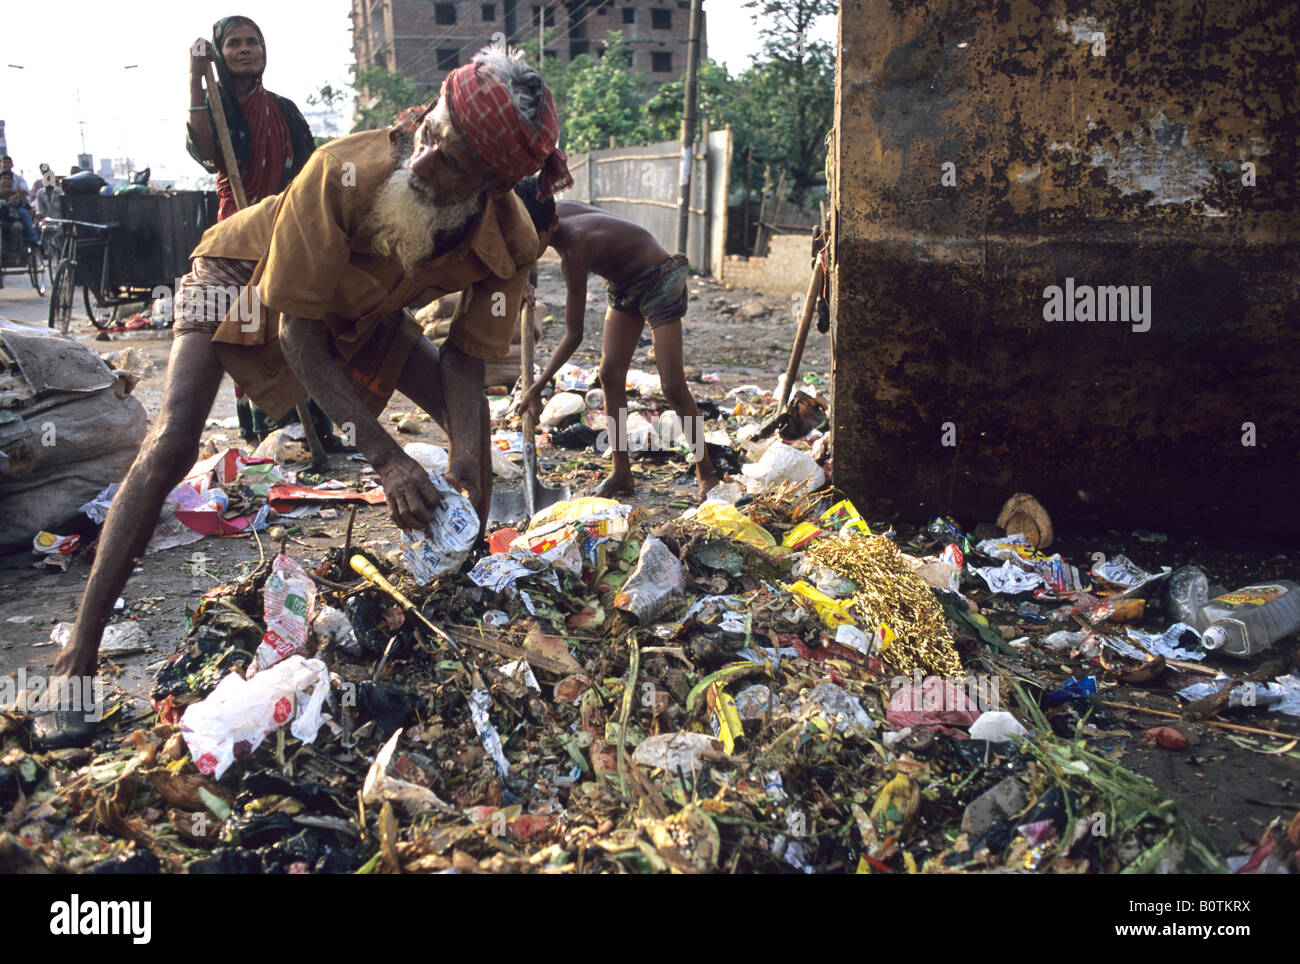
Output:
[563, 128, 732, 277]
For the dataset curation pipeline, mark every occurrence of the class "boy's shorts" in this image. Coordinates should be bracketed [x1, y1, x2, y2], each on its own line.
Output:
[605, 253, 689, 328]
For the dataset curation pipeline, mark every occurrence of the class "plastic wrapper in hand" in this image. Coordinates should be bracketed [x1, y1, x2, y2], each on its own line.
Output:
[740, 441, 825, 494]
[540, 392, 586, 427]
[180, 655, 330, 779]
[401, 473, 480, 584]
[614, 535, 685, 624]
[249, 554, 317, 676]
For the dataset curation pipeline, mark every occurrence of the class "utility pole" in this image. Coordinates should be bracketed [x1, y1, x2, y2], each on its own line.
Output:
[675, 0, 703, 256]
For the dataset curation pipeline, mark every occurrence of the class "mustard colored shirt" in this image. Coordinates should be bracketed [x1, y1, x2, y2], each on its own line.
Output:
[192, 128, 538, 418]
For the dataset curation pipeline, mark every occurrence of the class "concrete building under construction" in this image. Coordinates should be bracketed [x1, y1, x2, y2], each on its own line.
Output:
[350, 0, 704, 101]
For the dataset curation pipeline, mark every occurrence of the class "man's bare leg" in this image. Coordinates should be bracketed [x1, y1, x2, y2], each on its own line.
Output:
[650, 318, 719, 499]
[52, 333, 227, 682]
[593, 308, 642, 498]
[394, 337, 493, 530]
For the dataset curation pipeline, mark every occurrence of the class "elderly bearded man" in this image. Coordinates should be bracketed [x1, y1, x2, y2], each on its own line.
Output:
[33, 43, 572, 747]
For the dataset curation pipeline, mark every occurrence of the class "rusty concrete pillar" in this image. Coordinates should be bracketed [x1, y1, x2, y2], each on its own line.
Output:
[831, 0, 1300, 535]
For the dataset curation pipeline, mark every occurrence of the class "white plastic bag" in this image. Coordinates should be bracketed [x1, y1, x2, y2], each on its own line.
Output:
[540, 391, 586, 427]
[180, 655, 331, 779]
[968, 710, 1029, 742]
[403, 442, 449, 475]
[249, 555, 317, 676]
[401, 473, 480, 584]
[740, 441, 825, 493]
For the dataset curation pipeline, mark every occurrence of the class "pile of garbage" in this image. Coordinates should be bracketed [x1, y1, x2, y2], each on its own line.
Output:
[6, 470, 1299, 874]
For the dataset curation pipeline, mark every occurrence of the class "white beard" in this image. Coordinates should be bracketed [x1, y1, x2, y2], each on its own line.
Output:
[360, 167, 483, 271]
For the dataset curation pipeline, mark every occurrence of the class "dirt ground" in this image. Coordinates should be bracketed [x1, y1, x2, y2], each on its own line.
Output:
[1, 261, 1297, 866]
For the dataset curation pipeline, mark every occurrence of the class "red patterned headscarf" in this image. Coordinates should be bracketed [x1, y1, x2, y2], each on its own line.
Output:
[441, 61, 573, 199]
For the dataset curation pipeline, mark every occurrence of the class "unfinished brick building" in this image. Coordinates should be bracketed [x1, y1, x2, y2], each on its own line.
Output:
[350, 0, 705, 102]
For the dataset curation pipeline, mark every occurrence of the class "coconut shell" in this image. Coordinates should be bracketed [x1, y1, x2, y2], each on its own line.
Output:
[996, 493, 1054, 549]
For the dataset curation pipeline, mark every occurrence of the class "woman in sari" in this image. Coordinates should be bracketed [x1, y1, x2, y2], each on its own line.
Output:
[186, 15, 315, 220]
[186, 15, 336, 444]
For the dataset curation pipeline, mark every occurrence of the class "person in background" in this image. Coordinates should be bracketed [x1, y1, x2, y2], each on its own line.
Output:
[186, 14, 334, 446]
[1, 156, 29, 194]
[0, 170, 39, 287]
[34, 166, 63, 221]
[514, 181, 719, 500]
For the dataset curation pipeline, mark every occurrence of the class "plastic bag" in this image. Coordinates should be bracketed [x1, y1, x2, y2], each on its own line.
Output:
[740, 441, 825, 494]
[540, 392, 586, 427]
[791, 682, 875, 736]
[687, 502, 776, 549]
[312, 605, 360, 657]
[400, 473, 480, 584]
[615, 535, 686, 624]
[968, 710, 1028, 742]
[403, 442, 449, 475]
[363, 728, 453, 814]
[249, 555, 317, 676]
[180, 655, 330, 779]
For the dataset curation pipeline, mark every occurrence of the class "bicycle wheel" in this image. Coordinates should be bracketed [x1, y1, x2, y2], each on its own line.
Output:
[27, 245, 47, 296]
[84, 284, 103, 328]
[49, 260, 76, 335]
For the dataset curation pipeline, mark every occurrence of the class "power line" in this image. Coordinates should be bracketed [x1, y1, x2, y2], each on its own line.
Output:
[369, 0, 607, 96]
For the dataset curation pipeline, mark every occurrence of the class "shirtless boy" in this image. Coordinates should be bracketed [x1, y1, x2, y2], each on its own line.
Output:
[514, 178, 719, 498]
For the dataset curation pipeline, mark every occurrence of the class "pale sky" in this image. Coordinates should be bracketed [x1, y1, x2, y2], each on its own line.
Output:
[0, 0, 833, 186]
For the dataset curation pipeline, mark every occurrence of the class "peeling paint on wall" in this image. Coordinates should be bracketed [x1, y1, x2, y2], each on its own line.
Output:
[1056, 15, 1105, 45]
[1088, 112, 1214, 207]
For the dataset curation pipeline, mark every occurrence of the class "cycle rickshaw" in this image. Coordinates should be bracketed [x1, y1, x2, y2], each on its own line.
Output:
[45, 190, 218, 334]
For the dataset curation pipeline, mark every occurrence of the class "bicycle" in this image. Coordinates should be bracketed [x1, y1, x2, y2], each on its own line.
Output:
[0, 218, 47, 295]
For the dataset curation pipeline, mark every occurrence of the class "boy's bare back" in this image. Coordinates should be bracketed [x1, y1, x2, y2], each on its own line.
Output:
[553, 199, 671, 284]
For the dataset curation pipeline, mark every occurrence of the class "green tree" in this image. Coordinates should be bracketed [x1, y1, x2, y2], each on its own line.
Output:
[743, 0, 837, 204]
[549, 32, 657, 151]
[347, 64, 425, 131]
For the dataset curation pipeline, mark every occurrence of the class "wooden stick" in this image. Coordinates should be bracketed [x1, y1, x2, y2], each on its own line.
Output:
[202, 63, 248, 210]
[778, 257, 824, 412]
[1098, 699, 1298, 739]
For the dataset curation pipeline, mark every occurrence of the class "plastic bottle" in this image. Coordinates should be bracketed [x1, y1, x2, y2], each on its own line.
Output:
[1162, 566, 1210, 626]
[1198, 580, 1300, 657]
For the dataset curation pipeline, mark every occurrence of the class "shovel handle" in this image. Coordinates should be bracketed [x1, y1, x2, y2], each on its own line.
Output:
[350, 555, 414, 611]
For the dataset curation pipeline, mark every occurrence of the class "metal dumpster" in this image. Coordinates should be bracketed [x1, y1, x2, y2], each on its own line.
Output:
[61, 190, 218, 291]
[830, 0, 1300, 536]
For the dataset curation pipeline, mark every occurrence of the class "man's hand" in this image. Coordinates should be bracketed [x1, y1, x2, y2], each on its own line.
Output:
[517, 383, 545, 420]
[444, 454, 483, 513]
[373, 450, 443, 531]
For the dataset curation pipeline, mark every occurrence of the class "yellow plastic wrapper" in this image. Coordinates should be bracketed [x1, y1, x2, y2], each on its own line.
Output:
[820, 499, 871, 536]
[786, 580, 856, 628]
[705, 682, 743, 754]
[692, 502, 776, 549]
[526, 497, 628, 533]
[781, 522, 826, 549]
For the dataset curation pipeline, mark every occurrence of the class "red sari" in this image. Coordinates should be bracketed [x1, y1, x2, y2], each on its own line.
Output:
[216, 82, 292, 221]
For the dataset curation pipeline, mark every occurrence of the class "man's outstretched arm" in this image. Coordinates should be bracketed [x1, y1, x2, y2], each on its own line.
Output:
[439, 340, 490, 516]
[279, 313, 442, 530]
